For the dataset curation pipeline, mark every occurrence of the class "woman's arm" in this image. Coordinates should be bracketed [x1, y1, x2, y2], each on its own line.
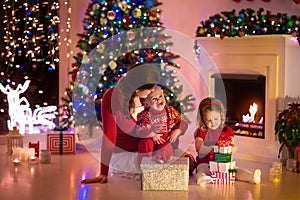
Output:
[100, 88, 117, 176]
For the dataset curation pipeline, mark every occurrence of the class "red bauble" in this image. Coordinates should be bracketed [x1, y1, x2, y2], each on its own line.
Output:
[72, 68, 79, 81]
[220, 34, 225, 40]
[293, 0, 300, 4]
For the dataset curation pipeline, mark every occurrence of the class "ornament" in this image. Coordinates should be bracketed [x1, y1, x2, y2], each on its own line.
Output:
[239, 31, 245, 37]
[293, 0, 300, 4]
[149, 10, 159, 21]
[292, 32, 297, 37]
[80, 84, 89, 95]
[220, 33, 225, 39]
[92, 3, 100, 10]
[109, 60, 117, 69]
[132, 8, 142, 18]
[122, 16, 131, 28]
[118, 1, 128, 11]
[100, 17, 107, 25]
[72, 68, 79, 81]
[198, 27, 205, 36]
[107, 10, 116, 20]
[89, 35, 97, 44]
[97, 43, 105, 53]
[127, 30, 136, 40]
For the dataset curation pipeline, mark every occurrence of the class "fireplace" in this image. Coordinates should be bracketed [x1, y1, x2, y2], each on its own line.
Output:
[213, 74, 266, 139]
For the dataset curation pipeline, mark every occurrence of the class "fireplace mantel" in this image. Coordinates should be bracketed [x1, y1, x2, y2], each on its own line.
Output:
[196, 35, 300, 162]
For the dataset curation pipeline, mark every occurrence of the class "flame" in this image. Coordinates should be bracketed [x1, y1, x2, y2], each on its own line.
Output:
[242, 102, 257, 123]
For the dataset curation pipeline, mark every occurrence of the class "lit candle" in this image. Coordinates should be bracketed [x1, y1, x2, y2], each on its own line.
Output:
[28, 155, 38, 164]
[24, 148, 35, 162]
[13, 158, 21, 165]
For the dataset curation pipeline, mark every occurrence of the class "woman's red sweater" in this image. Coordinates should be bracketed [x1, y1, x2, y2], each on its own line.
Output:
[100, 87, 140, 175]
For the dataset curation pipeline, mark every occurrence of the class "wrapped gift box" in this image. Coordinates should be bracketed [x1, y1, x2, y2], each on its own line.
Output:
[217, 140, 231, 146]
[210, 172, 236, 184]
[209, 161, 236, 173]
[215, 153, 232, 163]
[213, 146, 232, 154]
[141, 157, 189, 191]
[47, 132, 75, 154]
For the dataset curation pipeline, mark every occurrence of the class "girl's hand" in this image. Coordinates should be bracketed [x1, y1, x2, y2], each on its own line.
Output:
[152, 134, 166, 145]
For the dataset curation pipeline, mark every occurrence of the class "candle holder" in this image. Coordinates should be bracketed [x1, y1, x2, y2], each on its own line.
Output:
[269, 161, 282, 183]
[29, 141, 40, 157]
[40, 149, 51, 163]
[7, 127, 23, 155]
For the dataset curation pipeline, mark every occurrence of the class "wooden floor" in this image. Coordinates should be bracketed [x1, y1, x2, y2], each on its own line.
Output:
[0, 143, 300, 200]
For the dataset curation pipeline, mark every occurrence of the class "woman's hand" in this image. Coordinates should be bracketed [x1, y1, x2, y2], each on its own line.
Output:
[81, 175, 108, 184]
[135, 89, 152, 98]
[153, 143, 174, 163]
[152, 133, 166, 145]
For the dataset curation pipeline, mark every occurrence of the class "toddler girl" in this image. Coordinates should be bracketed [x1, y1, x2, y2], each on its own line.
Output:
[194, 97, 261, 185]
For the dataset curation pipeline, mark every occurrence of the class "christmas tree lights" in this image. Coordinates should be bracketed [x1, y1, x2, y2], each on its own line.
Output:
[0, 0, 60, 133]
[59, 0, 195, 128]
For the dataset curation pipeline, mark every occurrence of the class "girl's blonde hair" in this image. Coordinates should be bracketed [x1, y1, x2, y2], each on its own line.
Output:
[197, 97, 226, 130]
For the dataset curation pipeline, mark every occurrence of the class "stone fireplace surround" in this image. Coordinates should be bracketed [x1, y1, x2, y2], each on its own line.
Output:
[196, 35, 300, 163]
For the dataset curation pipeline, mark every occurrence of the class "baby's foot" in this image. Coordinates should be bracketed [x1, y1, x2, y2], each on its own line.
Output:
[252, 169, 261, 184]
[157, 159, 164, 164]
[166, 156, 174, 162]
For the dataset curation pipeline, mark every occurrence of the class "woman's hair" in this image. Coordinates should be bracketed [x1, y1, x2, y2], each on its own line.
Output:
[197, 97, 226, 130]
[116, 63, 160, 117]
[128, 83, 156, 114]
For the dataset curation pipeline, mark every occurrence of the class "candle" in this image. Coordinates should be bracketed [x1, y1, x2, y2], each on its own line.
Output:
[12, 147, 23, 155]
[12, 151, 22, 165]
[40, 149, 51, 163]
[28, 155, 38, 164]
[24, 148, 35, 162]
[13, 158, 21, 165]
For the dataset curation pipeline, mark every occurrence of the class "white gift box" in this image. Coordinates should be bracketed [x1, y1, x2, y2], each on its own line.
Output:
[213, 145, 232, 154]
[209, 161, 236, 173]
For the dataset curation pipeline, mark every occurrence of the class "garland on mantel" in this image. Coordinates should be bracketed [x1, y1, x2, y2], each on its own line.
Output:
[196, 8, 300, 45]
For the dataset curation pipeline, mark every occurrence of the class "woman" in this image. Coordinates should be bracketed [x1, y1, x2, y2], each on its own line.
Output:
[81, 64, 170, 184]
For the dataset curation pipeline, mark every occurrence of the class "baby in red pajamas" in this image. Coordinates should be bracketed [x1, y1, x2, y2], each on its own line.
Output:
[136, 85, 188, 164]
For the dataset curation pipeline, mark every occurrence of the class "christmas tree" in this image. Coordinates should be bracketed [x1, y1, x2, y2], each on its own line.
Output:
[59, 0, 195, 128]
[0, 0, 59, 133]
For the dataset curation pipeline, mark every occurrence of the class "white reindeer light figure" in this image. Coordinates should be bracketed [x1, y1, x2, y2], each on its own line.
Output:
[0, 80, 57, 134]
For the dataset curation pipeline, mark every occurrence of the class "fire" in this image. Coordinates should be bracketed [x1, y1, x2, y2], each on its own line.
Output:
[242, 102, 258, 123]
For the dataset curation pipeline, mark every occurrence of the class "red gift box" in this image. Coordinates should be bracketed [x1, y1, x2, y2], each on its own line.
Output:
[217, 140, 230, 146]
[210, 172, 236, 184]
[47, 133, 75, 154]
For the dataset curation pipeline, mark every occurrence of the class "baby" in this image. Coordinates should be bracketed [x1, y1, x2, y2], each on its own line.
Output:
[136, 85, 188, 164]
